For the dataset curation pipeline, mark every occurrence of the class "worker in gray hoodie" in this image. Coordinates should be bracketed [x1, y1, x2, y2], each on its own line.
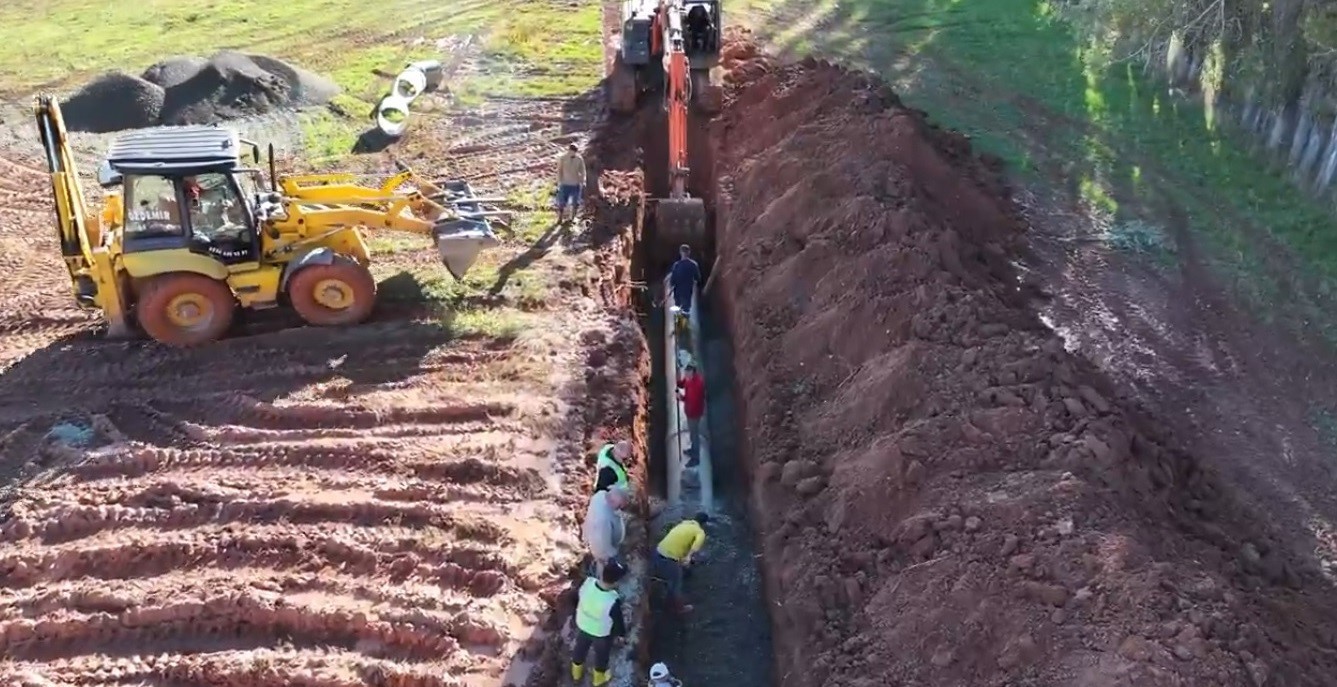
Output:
[582, 484, 630, 577]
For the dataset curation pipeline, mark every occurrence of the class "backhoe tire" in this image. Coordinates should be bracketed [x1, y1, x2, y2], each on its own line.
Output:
[136, 272, 236, 347]
[288, 258, 377, 327]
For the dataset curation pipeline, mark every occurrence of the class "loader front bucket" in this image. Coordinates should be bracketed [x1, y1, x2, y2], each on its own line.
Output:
[655, 197, 708, 255]
[435, 219, 501, 280]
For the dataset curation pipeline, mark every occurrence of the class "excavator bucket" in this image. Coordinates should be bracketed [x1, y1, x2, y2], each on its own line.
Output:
[435, 218, 502, 280]
[656, 197, 708, 253]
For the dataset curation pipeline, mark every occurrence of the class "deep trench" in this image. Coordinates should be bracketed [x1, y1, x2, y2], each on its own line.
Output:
[633, 103, 776, 686]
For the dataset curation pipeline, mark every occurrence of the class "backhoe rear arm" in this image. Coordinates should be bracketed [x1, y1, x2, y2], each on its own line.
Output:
[34, 96, 130, 331]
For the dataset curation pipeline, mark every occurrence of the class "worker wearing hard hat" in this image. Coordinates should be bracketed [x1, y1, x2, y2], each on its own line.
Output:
[583, 484, 631, 577]
[648, 662, 683, 687]
[653, 512, 710, 613]
[593, 439, 632, 493]
[571, 559, 629, 687]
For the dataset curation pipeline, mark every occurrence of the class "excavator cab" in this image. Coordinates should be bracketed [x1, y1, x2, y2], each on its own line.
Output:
[682, 0, 721, 64]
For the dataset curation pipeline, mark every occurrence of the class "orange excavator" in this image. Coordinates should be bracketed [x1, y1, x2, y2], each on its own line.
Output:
[609, 0, 721, 256]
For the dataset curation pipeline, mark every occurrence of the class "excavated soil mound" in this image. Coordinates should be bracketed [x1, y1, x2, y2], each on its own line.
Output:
[61, 52, 339, 132]
[59, 71, 165, 134]
[140, 56, 208, 90]
[711, 28, 1337, 687]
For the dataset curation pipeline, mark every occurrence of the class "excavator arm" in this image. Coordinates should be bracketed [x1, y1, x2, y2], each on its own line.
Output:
[654, 0, 708, 249]
[34, 96, 131, 334]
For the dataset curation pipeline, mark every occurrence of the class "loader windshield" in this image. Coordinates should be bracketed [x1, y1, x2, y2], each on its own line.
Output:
[124, 174, 184, 238]
[186, 172, 257, 263]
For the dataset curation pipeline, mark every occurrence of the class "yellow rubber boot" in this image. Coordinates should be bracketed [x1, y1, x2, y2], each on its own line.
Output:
[592, 669, 610, 687]
[570, 662, 584, 682]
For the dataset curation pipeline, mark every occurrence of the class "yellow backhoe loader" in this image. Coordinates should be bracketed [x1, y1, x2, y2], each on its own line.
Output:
[37, 95, 503, 347]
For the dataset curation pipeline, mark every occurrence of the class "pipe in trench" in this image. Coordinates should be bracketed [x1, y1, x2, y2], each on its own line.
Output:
[661, 280, 713, 513]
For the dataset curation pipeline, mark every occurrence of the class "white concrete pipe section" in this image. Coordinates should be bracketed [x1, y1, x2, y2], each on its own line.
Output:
[375, 93, 412, 137]
[406, 59, 445, 92]
[375, 60, 444, 137]
[663, 283, 713, 513]
[392, 68, 427, 100]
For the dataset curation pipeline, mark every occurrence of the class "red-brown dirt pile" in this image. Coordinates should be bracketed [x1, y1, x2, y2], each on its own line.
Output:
[711, 28, 1337, 687]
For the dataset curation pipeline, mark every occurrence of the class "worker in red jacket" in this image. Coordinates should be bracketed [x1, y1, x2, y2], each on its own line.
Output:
[676, 362, 706, 468]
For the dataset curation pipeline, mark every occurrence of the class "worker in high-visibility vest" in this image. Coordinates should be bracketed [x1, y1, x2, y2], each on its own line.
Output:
[593, 440, 632, 493]
[571, 558, 629, 686]
[653, 512, 710, 614]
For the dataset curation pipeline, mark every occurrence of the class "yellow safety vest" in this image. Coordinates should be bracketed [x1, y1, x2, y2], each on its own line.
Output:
[575, 577, 619, 637]
[594, 444, 629, 491]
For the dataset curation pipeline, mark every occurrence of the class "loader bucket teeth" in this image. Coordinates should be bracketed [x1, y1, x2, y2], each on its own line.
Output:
[435, 218, 502, 280]
[656, 198, 708, 253]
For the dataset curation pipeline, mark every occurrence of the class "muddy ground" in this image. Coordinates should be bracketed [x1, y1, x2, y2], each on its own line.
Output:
[0, 56, 652, 686]
[709, 29, 1337, 687]
[9, 9, 1337, 686]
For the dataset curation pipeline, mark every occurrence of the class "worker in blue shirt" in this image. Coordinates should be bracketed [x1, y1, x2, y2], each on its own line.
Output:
[667, 244, 701, 315]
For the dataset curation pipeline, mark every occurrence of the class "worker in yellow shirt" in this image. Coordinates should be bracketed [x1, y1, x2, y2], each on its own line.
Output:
[652, 512, 710, 613]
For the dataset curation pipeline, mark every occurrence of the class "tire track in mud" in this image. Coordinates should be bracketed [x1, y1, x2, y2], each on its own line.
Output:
[0, 379, 582, 682]
[4, 648, 458, 687]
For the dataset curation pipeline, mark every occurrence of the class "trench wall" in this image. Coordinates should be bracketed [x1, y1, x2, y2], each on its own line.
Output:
[707, 30, 1337, 687]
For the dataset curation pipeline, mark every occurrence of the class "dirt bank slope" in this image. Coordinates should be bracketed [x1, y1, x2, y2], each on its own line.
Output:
[712, 30, 1337, 687]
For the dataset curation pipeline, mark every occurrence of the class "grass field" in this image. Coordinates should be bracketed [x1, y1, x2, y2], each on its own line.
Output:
[0, 0, 602, 99]
[0, 0, 606, 338]
[737, 0, 1337, 337]
[0, 0, 603, 155]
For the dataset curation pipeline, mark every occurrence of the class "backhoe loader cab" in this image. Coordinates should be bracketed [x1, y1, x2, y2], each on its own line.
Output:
[35, 94, 503, 348]
[104, 126, 267, 266]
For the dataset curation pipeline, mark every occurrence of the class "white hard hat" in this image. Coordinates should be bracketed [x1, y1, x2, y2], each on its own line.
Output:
[649, 662, 670, 680]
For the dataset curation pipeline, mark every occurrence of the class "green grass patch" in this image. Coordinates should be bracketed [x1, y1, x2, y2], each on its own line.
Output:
[374, 244, 555, 312]
[3, 0, 604, 154]
[442, 308, 532, 340]
[0, 0, 487, 94]
[456, 2, 604, 99]
[738, 0, 1337, 335]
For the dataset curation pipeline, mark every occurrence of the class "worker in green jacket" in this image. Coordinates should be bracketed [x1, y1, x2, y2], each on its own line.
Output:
[593, 439, 632, 493]
[571, 558, 629, 686]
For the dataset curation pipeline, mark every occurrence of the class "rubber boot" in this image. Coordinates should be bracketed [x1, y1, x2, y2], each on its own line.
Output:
[571, 662, 584, 682]
[592, 669, 610, 687]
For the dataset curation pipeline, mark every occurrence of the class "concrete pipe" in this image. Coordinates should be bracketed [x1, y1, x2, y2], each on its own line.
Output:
[406, 59, 445, 92]
[375, 93, 412, 137]
[663, 284, 713, 512]
[392, 67, 428, 101]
